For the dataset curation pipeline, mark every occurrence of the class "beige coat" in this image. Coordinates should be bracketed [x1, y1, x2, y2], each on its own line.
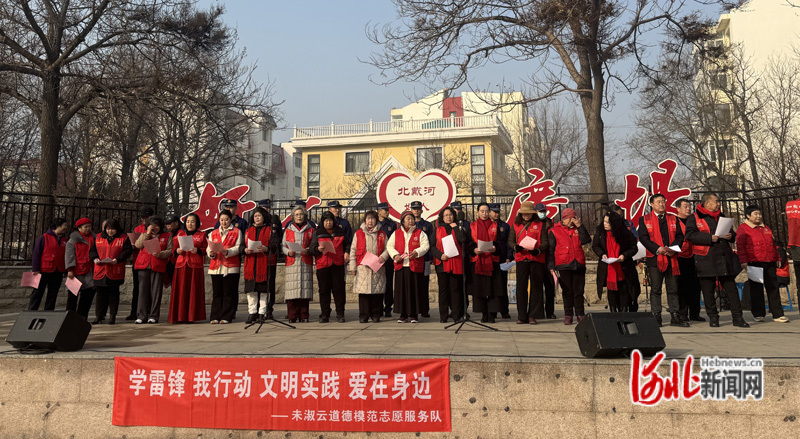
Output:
[348, 223, 390, 295]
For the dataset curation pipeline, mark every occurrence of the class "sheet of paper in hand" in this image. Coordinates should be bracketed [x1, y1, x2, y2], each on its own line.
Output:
[21, 272, 41, 289]
[519, 236, 537, 251]
[747, 265, 764, 284]
[143, 238, 162, 255]
[247, 239, 261, 251]
[477, 240, 494, 252]
[208, 240, 225, 253]
[66, 277, 82, 296]
[602, 257, 620, 264]
[500, 261, 516, 271]
[320, 240, 336, 254]
[360, 251, 384, 273]
[633, 242, 647, 260]
[178, 235, 194, 251]
[714, 217, 734, 237]
[441, 234, 460, 258]
[286, 241, 304, 253]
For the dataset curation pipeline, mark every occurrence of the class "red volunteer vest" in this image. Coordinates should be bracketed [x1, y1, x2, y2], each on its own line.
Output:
[208, 228, 241, 271]
[513, 222, 545, 264]
[355, 228, 386, 265]
[93, 235, 127, 280]
[134, 232, 171, 272]
[72, 234, 93, 276]
[470, 220, 499, 263]
[786, 200, 800, 247]
[393, 227, 424, 273]
[175, 230, 207, 269]
[244, 226, 273, 282]
[692, 214, 712, 257]
[551, 224, 586, 267]
[643, 212, 680, 275]
[315, 233, 345, 269]
[285, 226, 314, 266]
[40, 233, 67, 273]
[433, 225, 463, 275]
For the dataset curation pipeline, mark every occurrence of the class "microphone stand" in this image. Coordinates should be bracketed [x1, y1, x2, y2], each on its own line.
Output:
[445, 219, 498, 334]
[246, 225, 295, 332]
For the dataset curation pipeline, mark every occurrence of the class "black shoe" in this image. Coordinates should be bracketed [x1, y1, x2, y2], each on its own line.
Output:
[246, 314, 257, 324]
[422, 313, 430, 318]
[732, 316, 750, 328]
[125, 314, 136, 321]
[670, 313, 690, 327]
[678, 314, 689, 323]
[480, 314, 489, 323]
[440, 318, 448, 323]
[547, 314, 558, 319]
[501, 313, 511, 319]
[690, 314, 706, 322]
[653, 313, 662, 327]
[91, 317, 103, 325]
[384, 311, 392, 318]
[108, 316, 115, 325]
[258, 314, 266, 322]
[709, 318, 720, 328]
[320, 317, 329, 323]
[373, 317, 381, 323]
[488, 315, 496, 323]
[265, 311, 274, 320]
[337, 316, 346, 323]
[359, 318, 368, 323]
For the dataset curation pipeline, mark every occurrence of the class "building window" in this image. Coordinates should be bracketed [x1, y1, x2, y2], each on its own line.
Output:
[345, 151, 370, 173]
[261, 152, 268, 167]
[416, 147, 443, 171]
[471, 145, 486, 200]
[307, 154, 320, 197]
[294, 155, 302, 169]
[492, 147, 505, 171]
[262, 129, 268, 142]
[295, 176, 302, 188]
[715, 104, 732, 126]
[448, 111, 457, 118]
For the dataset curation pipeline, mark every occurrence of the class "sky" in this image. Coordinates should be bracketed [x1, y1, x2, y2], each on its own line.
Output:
[198, 0, 726, 177]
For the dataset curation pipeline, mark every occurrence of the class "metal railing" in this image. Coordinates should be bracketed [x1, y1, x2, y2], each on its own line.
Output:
[292, 115, 510, 140]
[0, 192, 157, 265]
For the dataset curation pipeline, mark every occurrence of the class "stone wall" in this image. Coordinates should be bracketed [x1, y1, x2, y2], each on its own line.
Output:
[0, 357, 797, 437]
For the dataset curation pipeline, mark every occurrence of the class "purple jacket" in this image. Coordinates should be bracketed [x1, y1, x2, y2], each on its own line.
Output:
[32, 229, 63, 272]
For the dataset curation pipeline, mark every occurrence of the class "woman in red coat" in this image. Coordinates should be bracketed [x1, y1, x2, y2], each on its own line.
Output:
[169, 213, 208, 323]
[133, 217, 173, 324]
[736, 205, 788, 323]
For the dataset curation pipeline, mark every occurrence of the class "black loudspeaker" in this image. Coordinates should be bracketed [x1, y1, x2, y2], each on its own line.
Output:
[5, 310, 91, 351]
[574, 312, 665, 358]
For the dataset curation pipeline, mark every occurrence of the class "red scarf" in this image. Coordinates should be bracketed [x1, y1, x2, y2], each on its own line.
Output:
[471, 218, 496, 276]
[696, 205, 722, 219]
[605, 231, 625, 290]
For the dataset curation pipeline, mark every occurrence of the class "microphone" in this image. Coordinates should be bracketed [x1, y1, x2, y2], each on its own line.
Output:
[457, 211, 465, 227]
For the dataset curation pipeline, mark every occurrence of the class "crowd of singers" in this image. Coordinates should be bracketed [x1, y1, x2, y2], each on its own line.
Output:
[26, 191, 797, 327]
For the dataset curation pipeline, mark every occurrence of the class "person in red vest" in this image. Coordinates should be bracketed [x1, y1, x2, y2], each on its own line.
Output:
[310, 211, 350, 323]
[685, 193, 749, 328]
[675, 198, 705, 322]
[547, 208, 591, 325]
[206, 210, 243, 324]
[784, 188, 800, 294]
[65, 217, 96, 318]
[243, 207, 282, 324]
[508, 201, 549, 324]
[777, 242, 791, 286]
[89, 218, 132, 324]
[466, 202, 504, 323]
[169, 213, 207, 324]
[348, 211, 389, 323]
[126, 207, 153, 321]
[637, 193, 687, 327]
[283, 206, 315, 323]
[387, 210, 430, 323]
[29, 217, 69, 311]
[593, 211, 638, 313]
[736, 205, 789, 323]
[133, 217, 173, 324]
[430, 206, 467, 323]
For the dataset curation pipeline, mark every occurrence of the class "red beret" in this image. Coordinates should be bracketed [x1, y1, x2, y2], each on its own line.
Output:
[75, 217, 92, 228]
[561, 208, 577, 220]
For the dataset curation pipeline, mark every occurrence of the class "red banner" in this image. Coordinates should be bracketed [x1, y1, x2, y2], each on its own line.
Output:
[113, 357, 451, 432]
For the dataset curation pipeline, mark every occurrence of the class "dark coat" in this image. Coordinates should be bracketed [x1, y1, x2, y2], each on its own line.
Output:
[685, 211, 741, 278]
[429, 222, 469, 274]
[592, 225, 638, 299]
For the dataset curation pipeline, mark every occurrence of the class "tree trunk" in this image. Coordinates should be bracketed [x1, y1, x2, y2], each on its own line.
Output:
[580, 94, 609, 201]
[37, 74, 62, 199]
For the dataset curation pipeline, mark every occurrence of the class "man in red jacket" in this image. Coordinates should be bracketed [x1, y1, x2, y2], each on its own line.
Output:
[736, 205, 788, 323]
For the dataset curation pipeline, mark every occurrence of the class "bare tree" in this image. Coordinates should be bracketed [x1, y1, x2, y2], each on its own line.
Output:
[368, 0, 705, 200]
[758, 55, 800, 186]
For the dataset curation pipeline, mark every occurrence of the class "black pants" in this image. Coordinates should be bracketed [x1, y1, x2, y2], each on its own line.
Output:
[317, 264, 346, 319]
[677, 257, 702, 318]
[358, 294, 383, 321]
[418, 271, 431, 315]
[210, 273, 239, 321]
[129, 268, 140, 316]
[383, 261, 394, 314]
[66, 286, 96, 319]
[267, 263, 277, 313]
[28, 271, 63, 310]
[748, 262, 784, 319]
[436, 271, 464, 321]
[497, 268, 510, 316]
[794, 260, 800, 296]
[516, 261, 545, 321]
[543, 267, 555, 316]
[95, 284, 121, 319]
[699, 275, 743, 320]
[648, 266, 679, 314]
[558, 266, 586, 317]
[607, 280, 631, 312]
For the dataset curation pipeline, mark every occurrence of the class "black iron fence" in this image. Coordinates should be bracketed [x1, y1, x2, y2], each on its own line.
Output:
[0, 192, 157, 265]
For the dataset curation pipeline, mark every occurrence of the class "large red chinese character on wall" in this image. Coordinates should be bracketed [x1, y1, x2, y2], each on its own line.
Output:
[184, 182, 257, 231]
[507, 168, 569, 221]
[614, 159, 691, 224]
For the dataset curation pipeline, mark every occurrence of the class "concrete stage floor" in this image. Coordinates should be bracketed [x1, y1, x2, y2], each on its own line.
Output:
[2, 303, 799, 364]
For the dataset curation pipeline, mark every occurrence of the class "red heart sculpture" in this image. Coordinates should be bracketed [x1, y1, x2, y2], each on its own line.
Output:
[376, 170, 456, 222]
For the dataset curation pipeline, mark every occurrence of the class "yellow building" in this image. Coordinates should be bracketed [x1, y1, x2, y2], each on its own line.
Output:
[289, 90, 526, 205]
